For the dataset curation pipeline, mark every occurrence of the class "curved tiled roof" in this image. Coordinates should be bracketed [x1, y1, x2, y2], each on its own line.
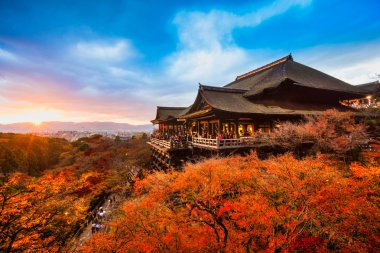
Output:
[155, 55, 365, 121]
[151, 106, 188, 123]
[225, 55, 363, 97]
[356, 80, 380, 95]
[232, 54, 292, 82]
[199, 85, 350, 115]
[180, 84, 353, 119]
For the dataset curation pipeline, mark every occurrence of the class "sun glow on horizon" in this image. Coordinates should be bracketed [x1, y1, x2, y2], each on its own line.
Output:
[32, 120, 42, 126]
[1, 108, 62, 125]
[0, 108, 151, 125]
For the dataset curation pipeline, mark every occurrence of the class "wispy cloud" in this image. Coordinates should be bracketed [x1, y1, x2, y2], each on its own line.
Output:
[0, 37, 156, 124]
[174, 0, 311, 50]
[297, 40, 380, 84]
[0, 48, 20, 63]
[72, 39, 137, 61]
[167, 0, 312, 86]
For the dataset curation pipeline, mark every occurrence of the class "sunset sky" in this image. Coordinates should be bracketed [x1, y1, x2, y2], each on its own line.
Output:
[0, 0, 379, 124]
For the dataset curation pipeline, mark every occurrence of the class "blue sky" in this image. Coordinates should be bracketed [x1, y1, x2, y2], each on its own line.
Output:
[0, 0, 379, 124]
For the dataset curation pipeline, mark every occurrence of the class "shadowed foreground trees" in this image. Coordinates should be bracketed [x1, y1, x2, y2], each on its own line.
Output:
[81, 150, 380, 252]
[0, 133, 69, 178]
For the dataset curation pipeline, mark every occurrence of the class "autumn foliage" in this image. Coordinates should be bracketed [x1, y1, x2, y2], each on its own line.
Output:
[0, 170, 89, 252]
[0, 133, 69, 177]
[271, 110, 368, 158]
[82, 153, 380, 252]
[0, 135, 151, 252]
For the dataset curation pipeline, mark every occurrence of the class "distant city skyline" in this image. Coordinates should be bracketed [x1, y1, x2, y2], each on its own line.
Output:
[0, 0, 379, 124]
[0, 120, 153, 133]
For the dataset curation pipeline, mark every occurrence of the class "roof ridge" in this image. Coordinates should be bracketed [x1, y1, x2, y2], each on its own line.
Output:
[356, 80, 379, 86]
[235, 54, 293, 81]
[200, 84, 248, 93]
[157, 106, 188, 110]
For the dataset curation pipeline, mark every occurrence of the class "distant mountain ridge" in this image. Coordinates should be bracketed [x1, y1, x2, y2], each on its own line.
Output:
[0, 121, 153, 133]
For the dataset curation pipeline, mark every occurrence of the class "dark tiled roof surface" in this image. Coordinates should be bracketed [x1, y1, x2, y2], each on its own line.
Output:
[233, 55, 292, 81]
[200, 85, 348, 115]
[154, 56, 365, 121]
[152, 106, 188, 123]
[356, 80, 380, 94]
[225, 55, 363, 97]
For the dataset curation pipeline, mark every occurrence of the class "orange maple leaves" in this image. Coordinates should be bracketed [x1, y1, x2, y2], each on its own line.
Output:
[81, 150, 380, 252]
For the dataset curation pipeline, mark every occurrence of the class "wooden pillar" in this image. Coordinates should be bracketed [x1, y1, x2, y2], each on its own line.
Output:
[235, 119, 239, 138]
[218, 120, 221, 136]
[197, 121, 200, 136]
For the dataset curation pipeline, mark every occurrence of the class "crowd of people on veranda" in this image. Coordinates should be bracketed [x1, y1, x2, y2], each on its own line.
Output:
[151, 129, 265, 142]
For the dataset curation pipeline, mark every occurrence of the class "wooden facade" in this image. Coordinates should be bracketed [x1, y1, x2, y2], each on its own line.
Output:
[149, 55, 371, 170]
[341, 81, 380, 109]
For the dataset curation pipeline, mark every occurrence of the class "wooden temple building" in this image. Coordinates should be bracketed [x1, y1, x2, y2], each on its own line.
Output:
[343, 80, 380, 108]
[148, 55, 373, 170]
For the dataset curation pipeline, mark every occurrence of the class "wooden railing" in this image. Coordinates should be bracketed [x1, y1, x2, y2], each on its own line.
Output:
[149, 138, 172, 149]
[191, 136, 277, 149]
[151, 135, 314, 150]
[149, 137, 187, 150]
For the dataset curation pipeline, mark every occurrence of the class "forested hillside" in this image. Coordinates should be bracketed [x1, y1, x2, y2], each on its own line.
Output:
[0, 133, 69, 177]
[0, 134, 151, 252]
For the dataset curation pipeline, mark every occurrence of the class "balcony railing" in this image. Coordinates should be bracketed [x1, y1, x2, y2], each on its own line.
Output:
[149, 138, 172, 150]
[191, 136, 278, 149]
[149, 137, 188, 150]
[150, 135, 314, 151]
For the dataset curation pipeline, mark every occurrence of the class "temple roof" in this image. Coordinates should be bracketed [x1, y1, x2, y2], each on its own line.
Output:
[234, 55, 293, 81]
[180, 84, 352, 119]
[225, 55, 363, 97]
[356, 80, 380, 95]
[154, 55, 365, 121]
[151, 106, 188, 124]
